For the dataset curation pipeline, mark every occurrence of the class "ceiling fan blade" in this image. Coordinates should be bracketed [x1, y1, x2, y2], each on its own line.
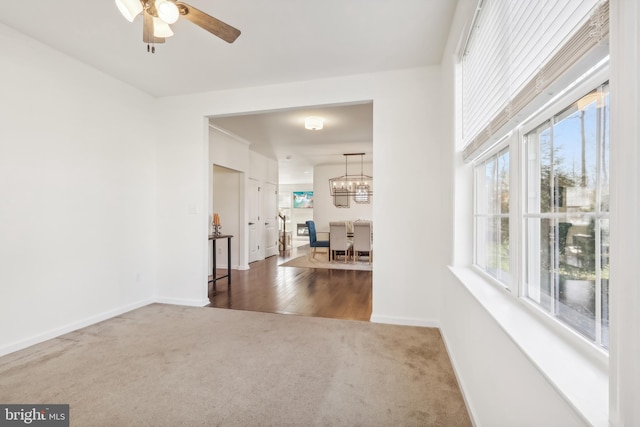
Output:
[143, 10, 165, 44]
[176, 2, 241, 43]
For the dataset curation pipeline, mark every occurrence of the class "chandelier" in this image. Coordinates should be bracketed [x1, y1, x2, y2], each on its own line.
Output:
[329, 153, 373, 203]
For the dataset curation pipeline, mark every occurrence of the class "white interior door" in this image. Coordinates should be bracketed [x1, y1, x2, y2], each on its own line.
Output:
[264, 183, 278, 258]
[248, 179, 260, 263]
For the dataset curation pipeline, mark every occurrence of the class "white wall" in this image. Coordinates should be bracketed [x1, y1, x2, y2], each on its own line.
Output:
[249, 151, 278, 184]
[370, 68, 445, 326]
[212, 166, 241, 269]
[0, 24, 157, 354]
[209, 127, 250, 172]
[312, 163, 373, 232]
[154, 67, 446, 326]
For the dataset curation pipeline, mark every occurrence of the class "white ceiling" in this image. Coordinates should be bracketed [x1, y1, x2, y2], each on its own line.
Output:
[211, 102, 373, 184]
[0, 0, 457, 184]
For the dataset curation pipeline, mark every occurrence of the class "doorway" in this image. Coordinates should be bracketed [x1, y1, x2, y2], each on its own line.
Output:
[208, 101, 373, 318]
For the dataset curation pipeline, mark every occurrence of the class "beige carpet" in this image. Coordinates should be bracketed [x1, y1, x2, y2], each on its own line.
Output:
[280, 254, 373, 271]
[0, 304, 470, 426]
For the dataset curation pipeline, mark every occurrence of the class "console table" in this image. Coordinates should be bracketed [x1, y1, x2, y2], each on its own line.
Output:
[209, 234, 233, 295]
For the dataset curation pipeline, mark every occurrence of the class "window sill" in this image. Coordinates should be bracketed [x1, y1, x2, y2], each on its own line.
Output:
[448, 266, 608, 427]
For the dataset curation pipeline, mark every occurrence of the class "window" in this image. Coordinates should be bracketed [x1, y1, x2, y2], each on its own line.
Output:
[473, 74, 610, 350]
[524, 82, 610, 349]
[474, 147, 511, 286]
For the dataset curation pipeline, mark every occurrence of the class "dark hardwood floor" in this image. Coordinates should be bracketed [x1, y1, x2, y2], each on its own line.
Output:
[208, 245, 372, 321]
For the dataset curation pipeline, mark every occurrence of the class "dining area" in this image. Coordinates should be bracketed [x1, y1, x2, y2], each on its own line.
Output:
[306, 220, 373, 264]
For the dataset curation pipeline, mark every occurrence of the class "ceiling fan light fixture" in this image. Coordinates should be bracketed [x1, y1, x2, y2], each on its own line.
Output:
[305, 116, 324, 130]
[115, 0, 143, 22]
[116, 0, 241, 50]
[153, 17, 174, 37]
[156, 0, 180, 24]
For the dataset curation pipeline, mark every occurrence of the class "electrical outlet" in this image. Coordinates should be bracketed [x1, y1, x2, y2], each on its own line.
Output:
[217, 247, 222, 254]
[136, 273, 141, 283]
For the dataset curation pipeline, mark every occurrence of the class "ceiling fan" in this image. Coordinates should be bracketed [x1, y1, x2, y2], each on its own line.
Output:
[115, 0, 241, 53]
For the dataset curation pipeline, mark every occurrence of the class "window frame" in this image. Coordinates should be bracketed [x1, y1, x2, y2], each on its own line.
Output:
[519, 65, 610, 350]
[472, 136, 518, 293]
[472, 62, 610, 354]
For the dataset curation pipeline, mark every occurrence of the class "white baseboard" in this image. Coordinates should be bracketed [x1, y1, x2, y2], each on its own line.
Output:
[439, 328, 479, 427]
[215, 264, 240, 270]
[154, 297, 210, 307]
[0, 297, 155, 357]
[369, 314, 440, 328]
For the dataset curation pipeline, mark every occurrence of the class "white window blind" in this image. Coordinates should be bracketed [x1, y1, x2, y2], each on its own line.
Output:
[462, 0, 609, 160]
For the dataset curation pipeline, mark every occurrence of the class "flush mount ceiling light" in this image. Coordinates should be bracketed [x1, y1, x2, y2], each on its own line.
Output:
[115, 0, 241, 53]
[329, 153, 373, 203]
[304, 117, 324, 131]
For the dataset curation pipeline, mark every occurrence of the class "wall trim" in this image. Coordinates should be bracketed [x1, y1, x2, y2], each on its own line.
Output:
[216, 263, 241, 270]
[370, 314, 440, 328]
[208, 123, 252, 146]
[0, 297, 155, 357]
[154, 296, 211, 307]
[439, 328, 480, 427]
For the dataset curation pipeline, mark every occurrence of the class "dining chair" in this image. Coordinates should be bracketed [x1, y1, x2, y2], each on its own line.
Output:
[352, 221, 373, 264]
[306, 220, 329, 260]
[329, 221, 353, 263]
